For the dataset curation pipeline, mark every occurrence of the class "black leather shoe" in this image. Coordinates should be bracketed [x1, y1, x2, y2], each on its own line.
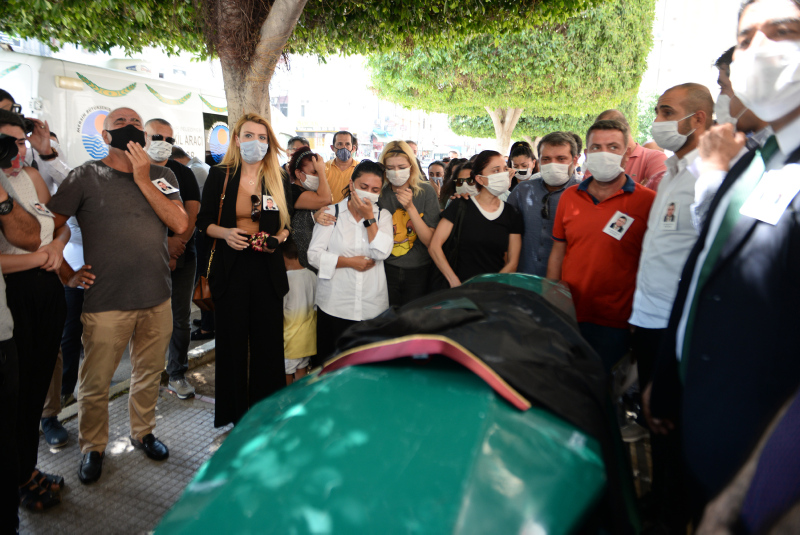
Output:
[130, 433, 169, 461]
[190, 328, 215, 341]
[78, 452, 104, 484]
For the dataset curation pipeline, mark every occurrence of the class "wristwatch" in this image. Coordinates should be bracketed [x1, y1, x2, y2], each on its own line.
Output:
[363, 218, 376, 228]
[39, 148, 58, 161]
[0, 196, 13, 216]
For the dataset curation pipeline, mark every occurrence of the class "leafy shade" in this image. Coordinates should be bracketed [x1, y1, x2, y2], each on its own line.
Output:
[0, 0, 601, 58]
[368, 0, 654, 130]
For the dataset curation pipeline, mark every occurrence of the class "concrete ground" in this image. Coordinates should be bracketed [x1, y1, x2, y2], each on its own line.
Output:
[20, 306, 222, 534]
[20, 388, 230, 535]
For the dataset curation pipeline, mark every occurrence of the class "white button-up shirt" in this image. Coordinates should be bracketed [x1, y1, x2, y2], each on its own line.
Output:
[676, 115, 800, 361]
[630, 148, 700, 329]
[308, 199, 393, 321]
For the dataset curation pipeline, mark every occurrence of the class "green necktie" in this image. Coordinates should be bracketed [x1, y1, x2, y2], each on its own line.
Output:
[680, 135, 779, 382]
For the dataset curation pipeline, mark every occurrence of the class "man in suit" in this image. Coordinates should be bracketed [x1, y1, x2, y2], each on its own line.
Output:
[645, 0, 800, 520]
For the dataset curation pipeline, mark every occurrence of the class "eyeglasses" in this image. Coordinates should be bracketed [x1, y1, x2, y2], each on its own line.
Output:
[455, 177, 475, 186]
[150, 134, 176, 144]
[251, 195, 261, 222]
[541, 191, 554, 220]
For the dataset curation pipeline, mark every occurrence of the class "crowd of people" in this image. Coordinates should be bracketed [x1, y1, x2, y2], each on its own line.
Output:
[1, 0, 799, 532]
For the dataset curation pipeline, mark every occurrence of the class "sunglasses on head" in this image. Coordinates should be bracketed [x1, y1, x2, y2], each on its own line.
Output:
[455, 177, 475, 186]
[150, 134, 176, 144]
[541, 191, 554, 220]
[251, 195, 261, 222]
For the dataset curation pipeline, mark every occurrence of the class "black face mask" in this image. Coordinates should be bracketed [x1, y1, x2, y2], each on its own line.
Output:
[106, 124, 146, 152]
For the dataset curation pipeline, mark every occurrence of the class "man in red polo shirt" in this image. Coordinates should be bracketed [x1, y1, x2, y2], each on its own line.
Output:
[595, 109, 668, 191]
[547, 119, 656, 371]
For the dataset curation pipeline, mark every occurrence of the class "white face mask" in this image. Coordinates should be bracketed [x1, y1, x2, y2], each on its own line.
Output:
[50, 139, 60, 153]
[301, 173, 319, 191]
[456, 183, 479, 196]
[147, 140, 173, 162]
[651, 113, 695, 152]
[513, 168, 532, 181]
[715, 94, 748, 129]
[585, 151, 625, 182]
[355, 188, 379, 205]
[481, 171, 511, 197]
[386, 167, 411, 187]
[730, 37, 800, 122]
[540, 163, 572, 186]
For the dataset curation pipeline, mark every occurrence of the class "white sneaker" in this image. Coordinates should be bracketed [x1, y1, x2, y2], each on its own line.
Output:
[169, 377, 196, 400]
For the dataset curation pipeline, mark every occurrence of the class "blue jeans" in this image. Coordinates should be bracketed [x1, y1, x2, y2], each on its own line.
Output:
[578, 322, 630, 373]
[167, 248, 197, 380]
[61, 285, 84, 397]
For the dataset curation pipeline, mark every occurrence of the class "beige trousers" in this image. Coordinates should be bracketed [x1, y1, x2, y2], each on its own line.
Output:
[41, 348, 63, 418]
[78, 299, 172, 453]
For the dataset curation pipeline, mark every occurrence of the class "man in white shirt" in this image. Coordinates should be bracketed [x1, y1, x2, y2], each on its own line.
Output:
[627, 82, 713, 531]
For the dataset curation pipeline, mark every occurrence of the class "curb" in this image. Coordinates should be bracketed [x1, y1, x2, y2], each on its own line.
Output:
[55, 340, 216, 423]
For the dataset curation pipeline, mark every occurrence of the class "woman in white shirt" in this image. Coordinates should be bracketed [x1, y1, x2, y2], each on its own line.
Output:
[307, 160, 393, 364]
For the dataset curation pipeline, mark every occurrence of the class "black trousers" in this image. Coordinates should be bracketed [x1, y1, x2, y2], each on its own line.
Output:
[385, 263, 430, 308]
[314, 308, 358, 368]
[5, 269, 66, 485]
[60, 285, 84, 397]
[0, 338, 19, 533]
[630, 326, 688, 531]
[213, 250, 285, 428]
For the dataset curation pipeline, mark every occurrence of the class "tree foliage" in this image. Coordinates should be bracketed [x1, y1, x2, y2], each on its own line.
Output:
[368, 0, 654, 139]
[448, 98, 641, 143]
[0, 0, 601, 59]
[636, 92, 659, 145]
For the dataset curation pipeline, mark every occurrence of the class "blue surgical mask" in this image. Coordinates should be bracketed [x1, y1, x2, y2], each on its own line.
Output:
[336, 148, 352, 162]
[240, 140, 268, 164]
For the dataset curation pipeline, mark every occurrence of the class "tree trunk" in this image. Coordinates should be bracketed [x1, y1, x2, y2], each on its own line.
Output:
[216, 0, 309, 125]
[485, 107, 523, 154]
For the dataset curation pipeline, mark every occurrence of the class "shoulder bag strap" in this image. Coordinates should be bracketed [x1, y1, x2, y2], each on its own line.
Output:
[206, 167, 230, 277]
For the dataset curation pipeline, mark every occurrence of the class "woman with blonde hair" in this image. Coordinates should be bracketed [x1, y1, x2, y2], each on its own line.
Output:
[196, 113, 292, 427]
[377, 141, 440, 306]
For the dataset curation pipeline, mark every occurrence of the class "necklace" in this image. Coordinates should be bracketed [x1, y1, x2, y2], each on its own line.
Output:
[249, 179, 255, 186]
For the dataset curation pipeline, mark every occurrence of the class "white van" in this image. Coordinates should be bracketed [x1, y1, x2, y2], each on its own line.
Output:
[0, 50, 295, 168]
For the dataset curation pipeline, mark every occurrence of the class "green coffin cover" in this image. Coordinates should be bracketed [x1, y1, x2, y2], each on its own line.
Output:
[156, 360, 606, 534]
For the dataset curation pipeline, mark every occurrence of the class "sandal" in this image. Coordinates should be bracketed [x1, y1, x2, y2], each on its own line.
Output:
[18, 479, 61, 512]
[31, 469, 64, 493]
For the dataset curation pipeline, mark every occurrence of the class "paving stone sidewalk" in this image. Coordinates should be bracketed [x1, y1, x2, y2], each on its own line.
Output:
[20, 389, 231, 535]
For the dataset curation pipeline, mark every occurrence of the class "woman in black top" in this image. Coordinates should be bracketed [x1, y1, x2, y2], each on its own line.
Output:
[196, 113, 292, 427]
[287, 146, 333, 271]
[429, 150, 522, 287]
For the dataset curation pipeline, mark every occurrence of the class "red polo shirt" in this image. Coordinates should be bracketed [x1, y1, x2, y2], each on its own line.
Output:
[552, 176, 656, 328]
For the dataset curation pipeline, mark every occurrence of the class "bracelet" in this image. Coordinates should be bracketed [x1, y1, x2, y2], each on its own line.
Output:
[39, 149, 58, 161]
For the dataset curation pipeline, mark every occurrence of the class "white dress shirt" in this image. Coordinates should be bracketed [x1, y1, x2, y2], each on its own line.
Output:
[308, 199, 393, 321]
[25, 141, 71, 194]
[676, 116, 800, 361]
[689, 126, 773, 230]
[630, 149, 700, 329]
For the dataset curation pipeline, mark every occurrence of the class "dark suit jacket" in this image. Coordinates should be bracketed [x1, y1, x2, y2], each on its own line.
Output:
[196, 165, 293, 300]
[650, 144, 800, 512]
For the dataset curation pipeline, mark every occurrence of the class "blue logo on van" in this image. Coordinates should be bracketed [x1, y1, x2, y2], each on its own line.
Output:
[209, 123, 229, 163]
[80, 109, 110, 159]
